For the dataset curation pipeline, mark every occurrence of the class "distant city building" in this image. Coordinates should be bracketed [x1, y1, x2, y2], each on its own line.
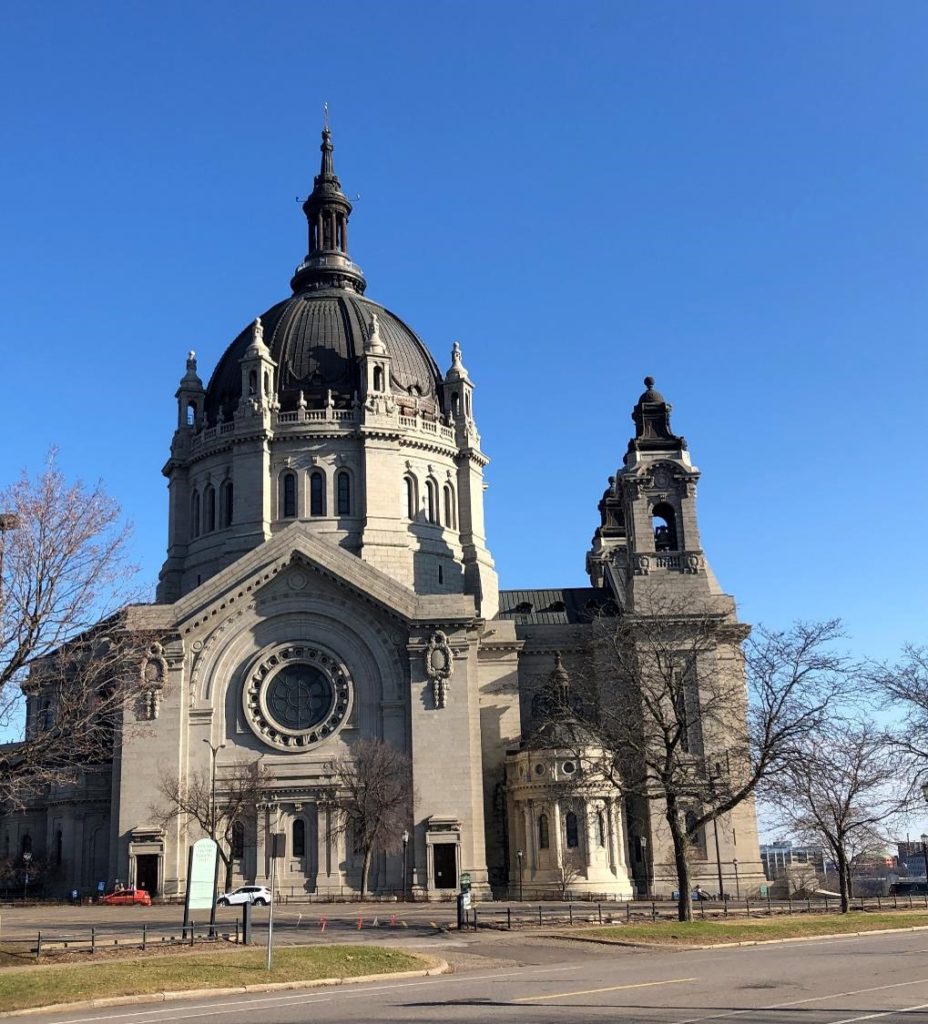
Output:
[760, 841, 827, 880]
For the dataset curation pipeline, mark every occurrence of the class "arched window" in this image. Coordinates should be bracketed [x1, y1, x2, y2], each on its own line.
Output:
[426, 479, 439, 524]
[191, 490, 201, 539]
[443, 484, 456, 529]
[686, 810, 708, 859]
[451, 392, 460, 418]
[21, 834, 32, 856]
[221, 480, 234, 528]
[373, 365, 384, 392]
[336, 471, 351, 515]
[597, 810, 606, 847]
[293, 819, 306, 858]
[263, 371, 270, 397]
[465, 392, 471, 417]
[55, 828, 63, 866]
[231, 821, 245, 859]
[248, 370, 257, 397]
[281, 472, 297, 518]
[186, 401, 197, 427]
[404, 476, 418, 519]
[538, 814, 550, 850]
[652, 501, 678, 552]
[565, 811, 579, 849]
[204, 485, 216, 533]
[310, 471, 326, 516]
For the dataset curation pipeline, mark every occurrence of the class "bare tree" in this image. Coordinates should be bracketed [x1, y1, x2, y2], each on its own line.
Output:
[765, 719, 898, 913]
[154, 760, 266, 893]
[0, 453, 143, 806]
[550, 597, 852, 922]
[871, 645, 928, 799]
[331, 738, 412, 899]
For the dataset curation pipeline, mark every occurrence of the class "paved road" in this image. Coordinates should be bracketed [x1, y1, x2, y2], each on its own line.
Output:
[13, 926, 928, 1024]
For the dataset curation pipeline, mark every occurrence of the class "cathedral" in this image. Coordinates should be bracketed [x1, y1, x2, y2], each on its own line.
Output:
[8, 127, 763, 900]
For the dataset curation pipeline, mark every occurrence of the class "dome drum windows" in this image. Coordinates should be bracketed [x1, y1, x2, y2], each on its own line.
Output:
[404, 475, 419, 520]
[336, 470, 352, 516]
[280, 472, 298, 519]
[425, 479, 439, 525]
[310, 471, 326, 516]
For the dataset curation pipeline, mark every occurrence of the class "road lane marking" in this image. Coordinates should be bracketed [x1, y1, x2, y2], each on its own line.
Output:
[825, 1001, 928, 1024]
[44, 963, 586, 1024]
[514, 977, 696, 1002]
[671, 976, 928, 1024]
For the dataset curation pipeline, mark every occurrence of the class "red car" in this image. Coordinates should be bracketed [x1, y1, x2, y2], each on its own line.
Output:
[99, 887, 152, 906]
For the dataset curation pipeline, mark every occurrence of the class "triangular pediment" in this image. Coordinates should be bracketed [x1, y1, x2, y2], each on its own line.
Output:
[171, 523, 476, 632]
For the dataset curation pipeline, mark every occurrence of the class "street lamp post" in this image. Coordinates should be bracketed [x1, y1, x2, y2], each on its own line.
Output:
[203, 739, 226, 839]
[401, 829, 409, 902]
[920, 834, 928, 892]
[516, 849, 524, 902]
[732, 857, 741, 898]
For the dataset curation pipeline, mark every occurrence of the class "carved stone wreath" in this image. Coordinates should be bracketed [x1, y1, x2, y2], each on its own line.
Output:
[425, 630, 454, 709]
[242, 643, 352, 753]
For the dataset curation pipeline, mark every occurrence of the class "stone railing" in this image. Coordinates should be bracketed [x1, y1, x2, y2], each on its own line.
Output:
[634, 550, 702, 575]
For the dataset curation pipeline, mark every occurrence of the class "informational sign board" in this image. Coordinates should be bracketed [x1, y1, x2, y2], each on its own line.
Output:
[460, 890, 472, 910]
[460, 871, 472, 892]
[186, 838, 219, 911]
[759, 884, 769, 897]
[97, 880, 106, 893]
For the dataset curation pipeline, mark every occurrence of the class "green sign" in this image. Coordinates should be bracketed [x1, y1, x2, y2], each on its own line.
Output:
[460, 871, 471, 891]
[187, 838, 218, 911]
[759, 884, 769, 897]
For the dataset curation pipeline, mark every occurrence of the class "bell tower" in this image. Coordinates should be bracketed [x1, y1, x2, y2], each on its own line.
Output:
[588, 377, 725, 609]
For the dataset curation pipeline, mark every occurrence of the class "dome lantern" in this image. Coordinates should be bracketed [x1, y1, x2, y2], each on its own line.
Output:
[290, 115, 366, 295]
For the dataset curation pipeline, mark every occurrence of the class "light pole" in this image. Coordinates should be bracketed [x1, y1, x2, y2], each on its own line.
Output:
[401, 829, 409, 902]
[732, 857, 741, 898]
[712, 817, 725, 899]
[203, 738, 226, 839]
[22, 850, 32, 902]
[920, 834, 928, 891]
[516, 849, 524, 902]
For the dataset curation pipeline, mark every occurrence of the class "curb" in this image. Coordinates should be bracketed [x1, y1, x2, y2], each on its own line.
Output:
[545, 923, 928, 951]
[0, 958, 450, 1018]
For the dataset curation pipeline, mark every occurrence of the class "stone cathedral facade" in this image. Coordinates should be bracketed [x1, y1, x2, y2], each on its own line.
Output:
[6, 129, 764, 900]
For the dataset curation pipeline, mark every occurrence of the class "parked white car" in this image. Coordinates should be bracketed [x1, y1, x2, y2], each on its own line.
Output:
[216, 885, 271, 907]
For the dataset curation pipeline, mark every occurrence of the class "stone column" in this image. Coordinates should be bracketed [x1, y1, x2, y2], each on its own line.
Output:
[552, 801, 563, 874]
[525, 801, 536, 877]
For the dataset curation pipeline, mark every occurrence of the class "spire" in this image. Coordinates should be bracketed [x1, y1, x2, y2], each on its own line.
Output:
[629, 375, 686, 455]
[291, 116, 366, 295]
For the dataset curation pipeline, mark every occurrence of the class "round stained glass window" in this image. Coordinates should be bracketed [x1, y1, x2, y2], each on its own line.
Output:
[265, 664, 332, 730]
[242, 644, 352, 753]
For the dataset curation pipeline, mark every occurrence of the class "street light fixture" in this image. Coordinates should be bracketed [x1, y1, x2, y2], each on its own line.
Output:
[516, 849, 524, 902]
[732, 857, 741, 898]
[401, 829, 409, 902]
[920, 834, 928, 890]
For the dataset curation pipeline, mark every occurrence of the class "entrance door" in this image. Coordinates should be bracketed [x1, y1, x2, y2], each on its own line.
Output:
[136, 854, 159, 896]
[432, 843, 457, 889]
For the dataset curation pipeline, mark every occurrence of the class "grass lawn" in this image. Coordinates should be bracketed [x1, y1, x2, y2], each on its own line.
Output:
[577, 911, 928, 946]
[0, 945, 426, 1013]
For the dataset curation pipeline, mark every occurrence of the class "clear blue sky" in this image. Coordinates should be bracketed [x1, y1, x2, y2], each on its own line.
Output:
[1, 1, 925, 664]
